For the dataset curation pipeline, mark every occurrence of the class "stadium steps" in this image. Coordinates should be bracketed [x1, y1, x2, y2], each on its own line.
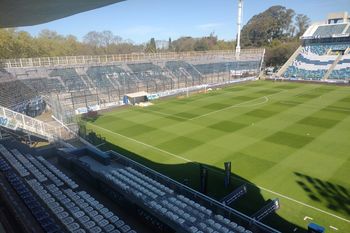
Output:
[0, 105, 74, 141]
[80, 75, 95, 89]
[277, 46, 302, 77]
[105, 74, 120, 90]
[323, 54, 343, 80]
[75, 68, 96, 89]
[188, 63, 203, 77]
[345, 47, 350, 55]
[342, 24, 350, 34]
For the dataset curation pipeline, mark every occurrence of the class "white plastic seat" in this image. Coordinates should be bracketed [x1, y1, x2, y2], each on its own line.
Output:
[213, 223, 222, 230]
[98, 219, 109, 227]
[236, 226, 245, 232]
[190, 226, 198, 233]
[83, 221, 96, 229]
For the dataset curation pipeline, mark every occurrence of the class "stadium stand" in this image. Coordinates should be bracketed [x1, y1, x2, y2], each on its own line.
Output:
[0, 138, 137, 233]
[49, 68, 87, 91]
[21, 77, 65, 93]
[86, 66, 120, 89]
[0, 79, 38, 111]
[283, 52, 336, 79]
[329, 54, 350, 79]
[303, 42, 349, 55]
[127, 63, 174, 91]
[165, 61, 202, 85]
[194, 61, 260, 75]
[60, 147, 279, 233]
[279, 16, 350, 81]
[312, 24, 347, 38]
[0, 50, 264, 123]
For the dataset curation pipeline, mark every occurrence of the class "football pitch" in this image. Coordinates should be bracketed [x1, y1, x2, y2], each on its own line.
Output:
[83, 80, 350, 232]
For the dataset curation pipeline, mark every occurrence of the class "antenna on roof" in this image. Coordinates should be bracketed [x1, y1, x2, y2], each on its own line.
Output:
[236, 0, 243, 59]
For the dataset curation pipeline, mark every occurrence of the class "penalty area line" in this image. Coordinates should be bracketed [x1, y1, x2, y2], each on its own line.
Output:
[88, 123, 350, 224]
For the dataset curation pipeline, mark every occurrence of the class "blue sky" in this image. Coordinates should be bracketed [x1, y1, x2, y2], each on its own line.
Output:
[20, 0, 350, 44]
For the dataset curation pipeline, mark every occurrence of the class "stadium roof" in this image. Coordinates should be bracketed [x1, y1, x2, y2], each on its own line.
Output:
[0, 0, 125, 28]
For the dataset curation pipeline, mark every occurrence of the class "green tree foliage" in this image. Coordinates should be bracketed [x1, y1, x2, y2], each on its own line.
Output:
[240, 5, 310, 66]
[295, 14, 311, 37]
[241, 6, 295, 47]
[171, 33, 232, 52]
[172, 37, 196, 52]
[265, 39, 300, 66]
[145, 38, 157, 53]
[0, 29, 144, 58]
[168, 37, 173, 51]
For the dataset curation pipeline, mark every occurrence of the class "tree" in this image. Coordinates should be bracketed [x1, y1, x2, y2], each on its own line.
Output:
[241, 5, 295, 47]
[295, 14, 311, 37]
[38, 29, 63, 40]
[172, 37, 194, 52]
[83, 31, 100, 47]
[265, 40, 300, 66]
[194, 39, 209, 51]
[212, 40, 235, 50]
[168, 38, 173, 51]
[145, 38, 157, 53]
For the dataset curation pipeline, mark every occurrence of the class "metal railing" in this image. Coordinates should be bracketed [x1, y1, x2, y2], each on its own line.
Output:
[0, 105, 73, 141]
[1, 49, 265, 69]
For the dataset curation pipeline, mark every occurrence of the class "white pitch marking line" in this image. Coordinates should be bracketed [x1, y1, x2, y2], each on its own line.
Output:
[139, 91, 270, 122]
[144, 96, 269, 121]
[304, 216, 313, 221]
[330, 226, 338, 231]
[89, 124, 192, 163]
[189, 88, 290, 120]
[256, 186, 350, 224]
[88, 123, 350, 224]
[190, 96, 269, 120]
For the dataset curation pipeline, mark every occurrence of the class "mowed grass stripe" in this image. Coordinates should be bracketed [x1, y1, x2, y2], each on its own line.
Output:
[85, 81, 350, 231]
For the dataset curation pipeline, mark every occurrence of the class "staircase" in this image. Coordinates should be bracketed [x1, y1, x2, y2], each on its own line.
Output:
[277, 46, 303, 77]
[0, 105, 74, 141]
[189, 63, 203, 77]
[323, 54, 343, 80]
[105, 74, 119, 90]
[80, 75, 95, 89]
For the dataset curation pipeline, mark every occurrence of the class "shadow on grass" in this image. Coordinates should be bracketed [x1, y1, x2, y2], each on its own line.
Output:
[295, 172, 350, 216]
[87, 137, 308, 233]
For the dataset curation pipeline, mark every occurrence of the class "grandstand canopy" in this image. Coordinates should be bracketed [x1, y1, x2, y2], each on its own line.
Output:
[0, 0, 124, 28]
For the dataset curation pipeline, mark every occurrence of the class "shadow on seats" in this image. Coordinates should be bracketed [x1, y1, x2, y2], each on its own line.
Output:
[86, 138, 308, 233]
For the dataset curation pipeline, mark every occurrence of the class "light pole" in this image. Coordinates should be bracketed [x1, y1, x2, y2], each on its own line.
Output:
[236, 0, 244, 59]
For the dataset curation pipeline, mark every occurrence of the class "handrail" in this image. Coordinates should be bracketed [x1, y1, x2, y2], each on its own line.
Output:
[0, 105, 72, 141]
[0, 49, 265, 69]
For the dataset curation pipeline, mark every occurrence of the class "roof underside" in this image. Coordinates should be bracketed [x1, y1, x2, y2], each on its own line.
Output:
[0, 0, 125, 28]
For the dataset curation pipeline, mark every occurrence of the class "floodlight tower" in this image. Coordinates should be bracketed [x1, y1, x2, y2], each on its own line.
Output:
[236, 0, 244, 58]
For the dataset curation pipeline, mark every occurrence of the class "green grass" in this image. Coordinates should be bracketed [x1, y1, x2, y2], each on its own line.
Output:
[83, 80, 350, 232]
